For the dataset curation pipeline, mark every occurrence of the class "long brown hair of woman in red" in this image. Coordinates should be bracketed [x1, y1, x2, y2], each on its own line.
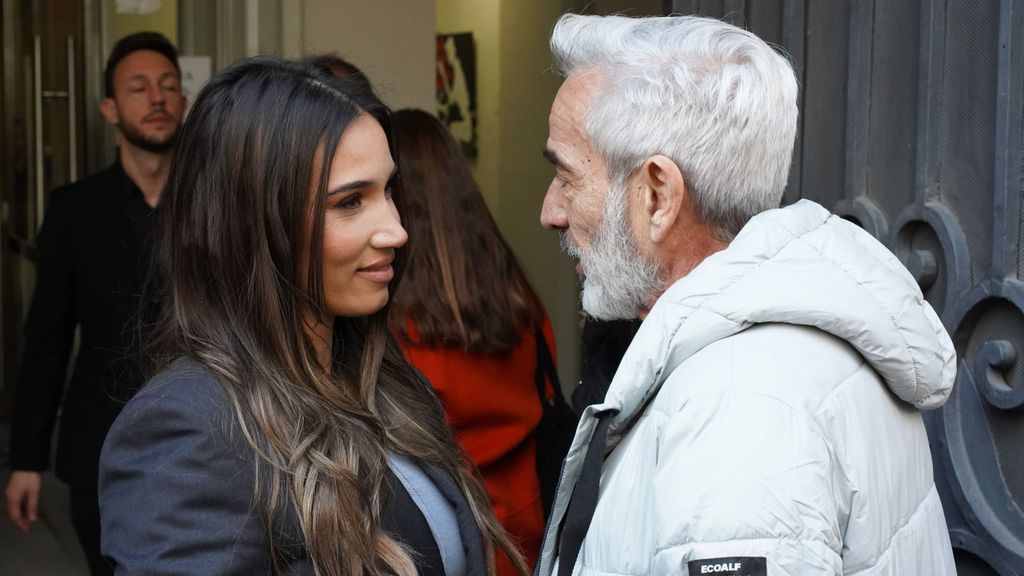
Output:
[387, 108, 544, 353]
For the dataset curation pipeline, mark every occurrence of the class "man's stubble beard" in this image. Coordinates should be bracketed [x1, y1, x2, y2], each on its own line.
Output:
[118, 117, 179, 154]
[562, 177, 663, 321]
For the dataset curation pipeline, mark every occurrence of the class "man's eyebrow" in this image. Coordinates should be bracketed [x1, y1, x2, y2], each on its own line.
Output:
[128, 72, 178, 82]
[543, 148, 572, 173]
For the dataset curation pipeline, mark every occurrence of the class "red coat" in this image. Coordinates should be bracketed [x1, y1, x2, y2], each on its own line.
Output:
[400, 317, 556, 575]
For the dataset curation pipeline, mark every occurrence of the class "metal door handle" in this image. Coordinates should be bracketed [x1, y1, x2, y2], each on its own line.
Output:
[30, 36, 79, 234]
[23, 54, 33, 235]
[33, 35, 43, 233]
[67, 36, 77, 182]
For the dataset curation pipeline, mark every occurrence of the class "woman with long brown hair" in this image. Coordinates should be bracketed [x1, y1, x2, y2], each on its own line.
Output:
[388, 108, 558, 575]
[98, 58, 526, 576]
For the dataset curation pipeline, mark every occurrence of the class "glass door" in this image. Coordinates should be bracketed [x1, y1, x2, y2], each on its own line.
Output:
[0, 0, 90, 424]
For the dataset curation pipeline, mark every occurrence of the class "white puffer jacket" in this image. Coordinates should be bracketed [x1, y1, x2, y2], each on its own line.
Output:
[538, 200, 957, 576]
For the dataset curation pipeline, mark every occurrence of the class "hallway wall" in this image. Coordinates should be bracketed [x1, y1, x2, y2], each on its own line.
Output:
[284, 0, 436, 111]
[497, 0, 581, 389]
[437, 0, 582, 387]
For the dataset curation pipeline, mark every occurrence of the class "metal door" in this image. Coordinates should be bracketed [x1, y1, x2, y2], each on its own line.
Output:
[662, 1, 1024, 573]
[0, 0, 265, 435]
[0, 0, 103, 425]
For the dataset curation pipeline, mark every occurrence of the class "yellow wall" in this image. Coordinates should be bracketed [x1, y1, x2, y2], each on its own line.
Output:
[436, 0, 582, 387]
[436, 0, 501, 211]
[112, 0, 178, 43]
[497, 1, 581, 389]
[595, 0, 663, 16]
[299, 0, 435, 111]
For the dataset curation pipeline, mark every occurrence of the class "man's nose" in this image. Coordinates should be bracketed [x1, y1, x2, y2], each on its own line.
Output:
[540, 181, 568, 230]
[147, 83, 166, 105]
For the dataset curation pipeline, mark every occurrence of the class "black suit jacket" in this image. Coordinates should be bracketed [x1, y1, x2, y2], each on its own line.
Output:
[9, 159, 153, 485]
[99, 358, 486, 575]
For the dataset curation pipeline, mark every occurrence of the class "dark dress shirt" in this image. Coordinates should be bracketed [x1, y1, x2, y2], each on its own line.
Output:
[9, 159, 153, 486]
[571, 319, 639, 416]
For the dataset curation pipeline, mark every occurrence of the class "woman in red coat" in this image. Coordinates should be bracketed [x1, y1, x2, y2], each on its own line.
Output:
[389, 108, 554, 576]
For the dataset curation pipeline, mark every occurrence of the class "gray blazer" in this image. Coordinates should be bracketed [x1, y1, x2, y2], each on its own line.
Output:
[99, 358, 485, 575]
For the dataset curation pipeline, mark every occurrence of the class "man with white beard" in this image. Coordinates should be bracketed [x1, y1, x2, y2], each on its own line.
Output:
[537, 14, 958, 576]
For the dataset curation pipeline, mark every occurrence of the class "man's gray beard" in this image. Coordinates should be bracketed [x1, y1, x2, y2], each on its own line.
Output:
[562, 181, 663, 320]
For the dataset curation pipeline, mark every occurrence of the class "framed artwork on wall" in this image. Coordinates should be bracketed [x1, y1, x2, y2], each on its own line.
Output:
[436, 32, 478, 158]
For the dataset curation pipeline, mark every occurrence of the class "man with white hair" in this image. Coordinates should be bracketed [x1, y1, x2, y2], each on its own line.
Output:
[538, 14, 957, 576]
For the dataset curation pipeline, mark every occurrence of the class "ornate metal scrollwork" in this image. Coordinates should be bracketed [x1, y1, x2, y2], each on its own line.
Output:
[908, 249, 939, 290]
[949, 528, 1024, 575]
[935, 279, 1024, 571]
[892, 201, 971, 317]
[832, 196, 889, 242]
[975, 340, 1023, 410]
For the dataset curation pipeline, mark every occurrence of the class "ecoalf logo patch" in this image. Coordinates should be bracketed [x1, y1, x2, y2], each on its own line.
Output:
[687, 556, 767, 576]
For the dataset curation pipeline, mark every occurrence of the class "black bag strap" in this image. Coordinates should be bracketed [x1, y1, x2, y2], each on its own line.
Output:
[556, 408, 618, 576]
[534, 326, 567, 406]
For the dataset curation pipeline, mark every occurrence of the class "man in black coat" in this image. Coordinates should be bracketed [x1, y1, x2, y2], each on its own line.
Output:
[3, 31, 185, 575]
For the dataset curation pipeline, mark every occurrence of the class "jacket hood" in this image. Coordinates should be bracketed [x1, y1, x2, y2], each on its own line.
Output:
[602, 199, 956, 425]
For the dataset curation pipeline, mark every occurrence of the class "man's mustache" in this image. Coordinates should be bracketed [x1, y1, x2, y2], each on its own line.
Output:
[560, 231, 582, 258]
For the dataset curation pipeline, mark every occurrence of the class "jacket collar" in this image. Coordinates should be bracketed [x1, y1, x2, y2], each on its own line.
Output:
[421, 463, 487, 575]
[600, 199, 955, 439]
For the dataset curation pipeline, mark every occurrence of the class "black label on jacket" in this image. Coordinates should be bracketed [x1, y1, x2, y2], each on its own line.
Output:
[687, 556, 767, 576]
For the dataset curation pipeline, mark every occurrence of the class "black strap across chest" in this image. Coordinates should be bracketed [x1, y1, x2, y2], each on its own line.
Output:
[556, 408, 618, 576]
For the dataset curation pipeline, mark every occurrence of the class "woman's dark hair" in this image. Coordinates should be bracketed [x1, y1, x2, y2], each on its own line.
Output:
[388, 108, 544, 353]
[142, 57, 525, 576]
[305, 53, 378, 99]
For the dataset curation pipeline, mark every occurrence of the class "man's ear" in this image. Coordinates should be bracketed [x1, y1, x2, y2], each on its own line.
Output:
[638, 155, 687, 244]
[99, 97, 119, 126]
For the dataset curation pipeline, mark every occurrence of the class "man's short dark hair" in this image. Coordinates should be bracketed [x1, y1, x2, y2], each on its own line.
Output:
[104, 31, 180, 97]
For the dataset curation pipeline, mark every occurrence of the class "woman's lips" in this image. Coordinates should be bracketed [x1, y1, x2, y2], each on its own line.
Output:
[358, 261, 394, 284]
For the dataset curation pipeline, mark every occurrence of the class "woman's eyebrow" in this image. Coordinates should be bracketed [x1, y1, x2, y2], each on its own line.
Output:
[327, 180, 373, 196]
[328, 165, 398, 196]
